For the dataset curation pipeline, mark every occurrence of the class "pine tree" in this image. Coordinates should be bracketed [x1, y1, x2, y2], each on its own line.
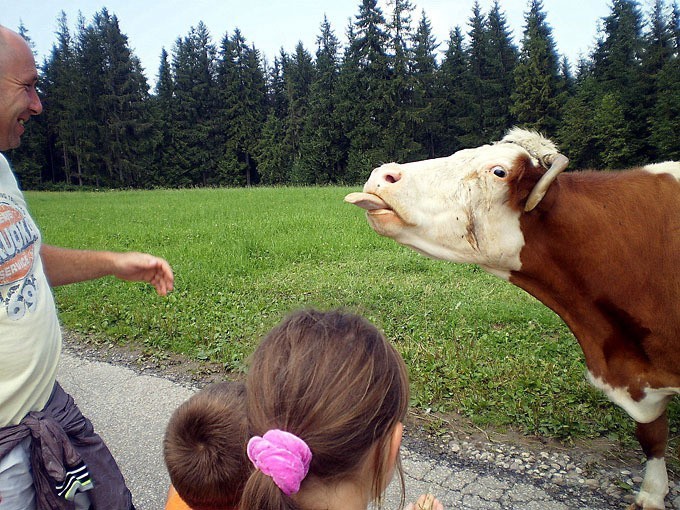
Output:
[266, 50, 289, 119]
[593, 92, 636, 168]
[343, 0, 391, 181]
[649, 19, 680, 160]
[558, 72, 600, 168]
[592, 0, 644, 90]
[283, 42, 315, 184]
[155, 48, 174, 101]
[151, 48, 179, 186]
[558, 56, 574, 95]
[411, 9, 440, 158]
[381, 0, 421, 162]
[641, 0, 676, 159]
[171, 22, 217, 186]
[650, 62, 680, 160]
[642, 0, 674, 81]
[484, 1, 518, 139]
[257, 51, 290, 184]
[511, 0, 562, 135]
[465, 1, 488, 145]
[77, 9, 153, 186]
[437, 27, 476, 154]
[591, 0, 646, 163]
[257, 114, 289, 184]
[336, 21, 361, 183]
[672, 2, 680, 50]
[298, 16, 346, 183]
[41, 12, 88, 186]
[216, 30, 267, 186]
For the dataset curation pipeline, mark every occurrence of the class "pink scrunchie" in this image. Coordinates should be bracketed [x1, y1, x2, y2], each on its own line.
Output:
[247, 429, 312, 496]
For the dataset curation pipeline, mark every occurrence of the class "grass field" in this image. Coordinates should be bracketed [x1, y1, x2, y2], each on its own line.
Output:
[25, 187, 679, 443]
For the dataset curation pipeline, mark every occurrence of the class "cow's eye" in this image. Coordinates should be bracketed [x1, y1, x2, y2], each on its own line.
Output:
[492, 166, 507, 178]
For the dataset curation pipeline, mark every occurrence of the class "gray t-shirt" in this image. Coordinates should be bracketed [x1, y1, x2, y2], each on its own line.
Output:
[0, 153, 60, 426]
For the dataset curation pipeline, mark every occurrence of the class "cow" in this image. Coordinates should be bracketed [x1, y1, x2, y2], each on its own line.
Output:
[345, 128, 680, 510]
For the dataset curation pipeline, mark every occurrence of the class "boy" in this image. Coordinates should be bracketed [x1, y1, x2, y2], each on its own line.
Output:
[163, 381, 250, 510]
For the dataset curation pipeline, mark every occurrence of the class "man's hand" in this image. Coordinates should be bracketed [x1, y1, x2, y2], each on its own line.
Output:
[111, 252, 174, 296]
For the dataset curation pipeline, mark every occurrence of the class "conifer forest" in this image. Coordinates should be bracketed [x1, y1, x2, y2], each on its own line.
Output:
[7, 0, 680, 189]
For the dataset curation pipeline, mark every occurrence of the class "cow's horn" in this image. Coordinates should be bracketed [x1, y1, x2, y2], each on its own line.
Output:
[524, 153, 569, 212]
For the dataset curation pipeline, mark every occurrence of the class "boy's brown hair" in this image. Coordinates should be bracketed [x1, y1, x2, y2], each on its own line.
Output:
[164, 381, 250, 510]
[241, 308, 410, 510]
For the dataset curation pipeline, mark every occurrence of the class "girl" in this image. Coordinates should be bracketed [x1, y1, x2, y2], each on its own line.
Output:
[241, 308, 443, 510]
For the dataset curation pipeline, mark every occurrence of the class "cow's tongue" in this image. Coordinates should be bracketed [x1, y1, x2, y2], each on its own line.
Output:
[344, 192, 390, 211]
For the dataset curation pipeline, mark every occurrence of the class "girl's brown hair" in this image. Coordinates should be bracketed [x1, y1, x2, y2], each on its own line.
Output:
[241, 309, 410, 510]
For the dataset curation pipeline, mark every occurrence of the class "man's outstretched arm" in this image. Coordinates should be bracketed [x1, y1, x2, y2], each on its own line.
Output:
[40, 244, 174, 296]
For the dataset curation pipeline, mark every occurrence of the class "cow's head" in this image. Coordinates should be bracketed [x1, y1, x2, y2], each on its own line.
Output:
[345, 129, 568, 278]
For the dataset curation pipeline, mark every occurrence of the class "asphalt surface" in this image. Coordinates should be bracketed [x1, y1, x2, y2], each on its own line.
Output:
[57, 350, 678, 510]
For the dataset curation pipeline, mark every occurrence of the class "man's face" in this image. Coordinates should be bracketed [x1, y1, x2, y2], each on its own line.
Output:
[0, 31, 43, 151]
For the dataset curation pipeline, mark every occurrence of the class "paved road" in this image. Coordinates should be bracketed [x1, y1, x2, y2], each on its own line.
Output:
[57, 351, 678, 510]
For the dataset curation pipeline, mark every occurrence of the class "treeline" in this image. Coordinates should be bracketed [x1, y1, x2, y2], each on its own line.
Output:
[8, 0, 680, 189]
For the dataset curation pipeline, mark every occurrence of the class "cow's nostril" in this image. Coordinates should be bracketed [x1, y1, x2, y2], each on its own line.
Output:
[384, 171, 401, 184]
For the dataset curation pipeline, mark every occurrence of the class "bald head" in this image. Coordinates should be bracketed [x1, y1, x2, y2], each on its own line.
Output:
[0, 26, 25, 72]
[0, 24, 42, 151]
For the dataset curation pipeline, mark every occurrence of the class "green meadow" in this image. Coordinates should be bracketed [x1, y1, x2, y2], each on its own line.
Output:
[25, 187, 678, 443]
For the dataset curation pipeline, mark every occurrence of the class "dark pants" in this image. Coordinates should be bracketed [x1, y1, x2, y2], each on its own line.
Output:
[0, 382, 133, 510]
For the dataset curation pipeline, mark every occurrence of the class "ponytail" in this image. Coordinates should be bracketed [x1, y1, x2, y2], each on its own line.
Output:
[241, 469, 302, 510]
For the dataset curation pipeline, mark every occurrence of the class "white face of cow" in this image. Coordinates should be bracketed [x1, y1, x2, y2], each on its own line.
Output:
[346, 143, 533, 279]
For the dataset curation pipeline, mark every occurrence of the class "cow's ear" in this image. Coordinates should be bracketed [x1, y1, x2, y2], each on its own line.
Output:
[508, 154, 544, 208]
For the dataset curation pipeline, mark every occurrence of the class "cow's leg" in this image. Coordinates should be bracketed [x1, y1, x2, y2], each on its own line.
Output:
[630, 411, 669, 510]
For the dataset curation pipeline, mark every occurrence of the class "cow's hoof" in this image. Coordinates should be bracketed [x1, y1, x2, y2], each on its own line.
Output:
[627, 504, 665, 510]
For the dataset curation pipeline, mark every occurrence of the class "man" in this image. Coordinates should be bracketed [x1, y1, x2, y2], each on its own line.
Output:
[0, 25, 174, 509]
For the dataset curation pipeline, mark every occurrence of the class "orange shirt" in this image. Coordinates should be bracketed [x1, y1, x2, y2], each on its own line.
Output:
[165, 486, 192, 510]
[165, 484, 239, 510]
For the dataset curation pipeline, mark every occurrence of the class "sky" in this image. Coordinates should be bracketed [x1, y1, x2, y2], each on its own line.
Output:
[3, 0, 614, 86]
